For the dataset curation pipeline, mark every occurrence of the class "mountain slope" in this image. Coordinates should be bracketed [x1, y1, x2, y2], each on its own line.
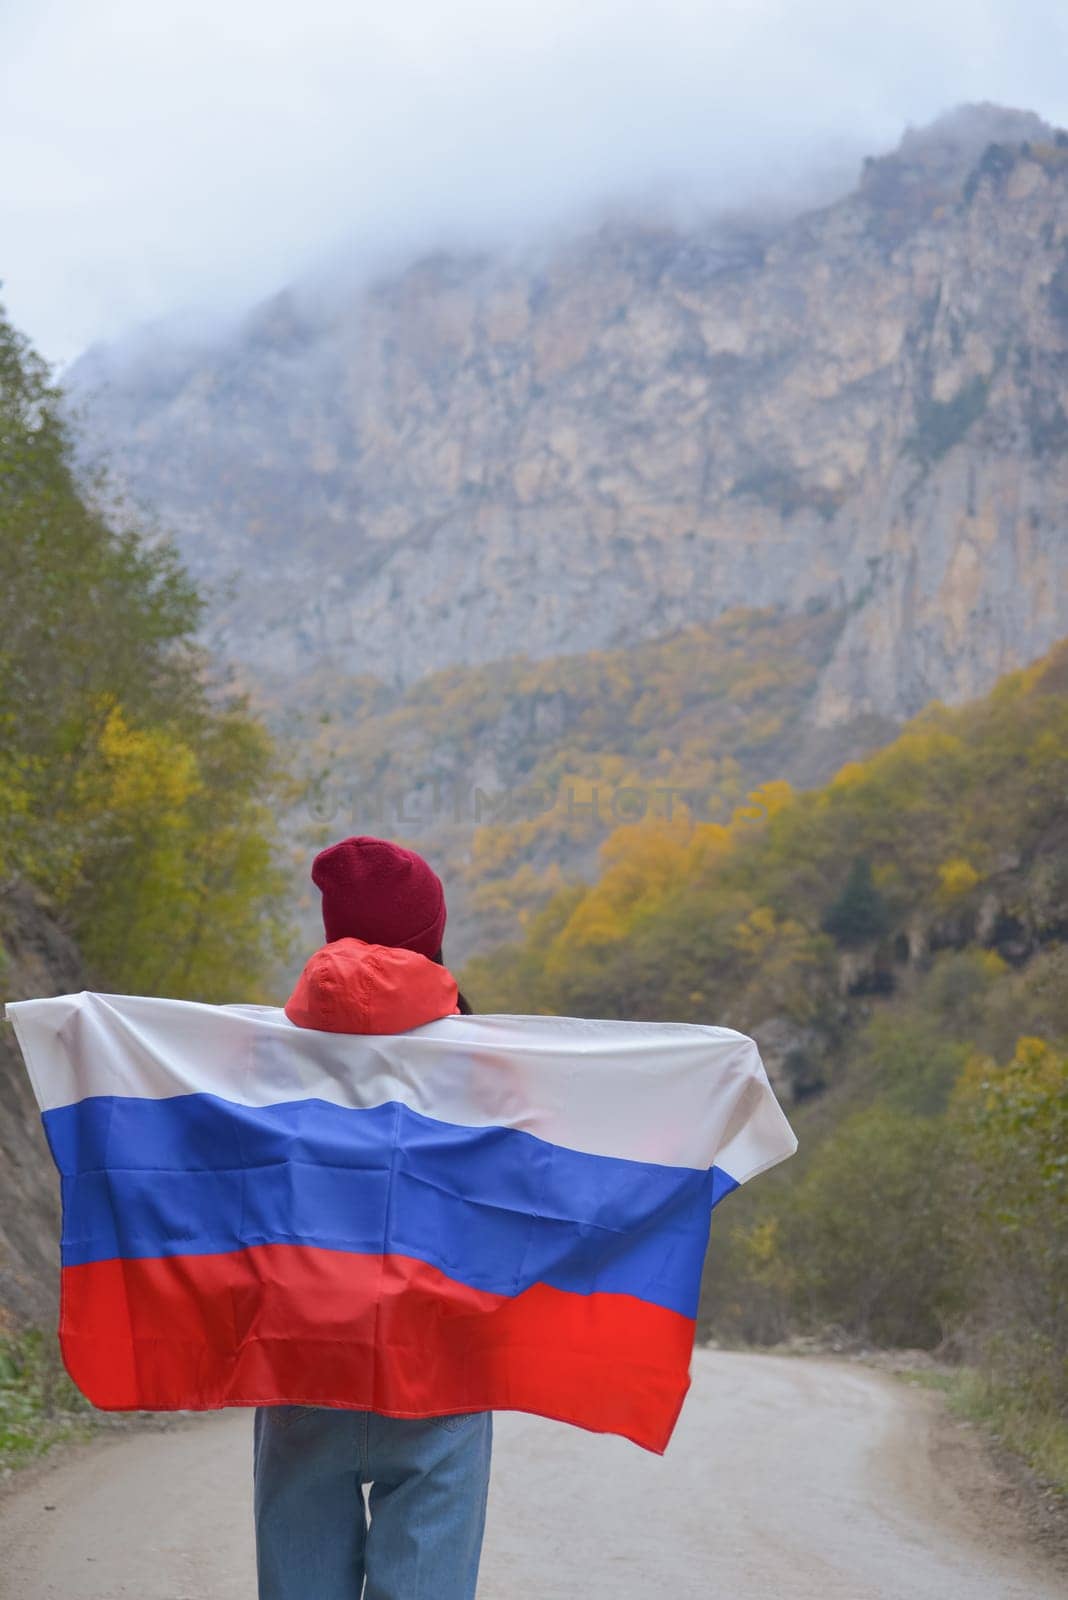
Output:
[460, 635, 1068, 1076]
[67, 103, 1068, 725]
[290, 601, 895, 959]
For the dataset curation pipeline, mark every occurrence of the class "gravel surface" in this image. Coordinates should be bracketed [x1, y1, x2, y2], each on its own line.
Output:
[1, 1350, 1063, 1599]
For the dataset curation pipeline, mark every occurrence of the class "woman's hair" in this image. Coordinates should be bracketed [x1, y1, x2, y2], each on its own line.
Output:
[430, 948, 473, 1015]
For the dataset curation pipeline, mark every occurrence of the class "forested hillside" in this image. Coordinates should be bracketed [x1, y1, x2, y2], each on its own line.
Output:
[461, 641, 1068, 1481]
[295, 600, 897, 957]
[0, 305, 295, 1001]
[463, 640, 1068, 1037]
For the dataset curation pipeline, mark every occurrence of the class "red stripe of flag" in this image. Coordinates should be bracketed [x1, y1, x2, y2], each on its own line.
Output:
[59, 1244, 696, 1453]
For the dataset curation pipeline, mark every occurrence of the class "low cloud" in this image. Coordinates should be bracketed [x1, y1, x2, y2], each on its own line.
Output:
[2, 0, 1067, 364]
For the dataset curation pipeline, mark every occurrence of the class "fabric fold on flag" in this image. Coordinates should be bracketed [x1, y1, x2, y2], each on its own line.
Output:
[6, 991, 797, 1453]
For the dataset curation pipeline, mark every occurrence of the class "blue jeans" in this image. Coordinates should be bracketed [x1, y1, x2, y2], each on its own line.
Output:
[253, 1406, 493, 1600]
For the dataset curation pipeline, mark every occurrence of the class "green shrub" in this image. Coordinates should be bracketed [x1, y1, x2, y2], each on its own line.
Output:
[949, 1037, 1068, 1414]
[820, 856, 890, 948]
[782, 1104, 961, 1345]
[0, 1328, 94, 1470]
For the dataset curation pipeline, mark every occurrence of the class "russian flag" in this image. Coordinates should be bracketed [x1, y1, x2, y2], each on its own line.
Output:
[5, 992, 797, 1453]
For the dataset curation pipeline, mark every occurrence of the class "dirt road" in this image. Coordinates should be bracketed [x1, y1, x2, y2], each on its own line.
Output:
[1, 1351, 1062, 1599]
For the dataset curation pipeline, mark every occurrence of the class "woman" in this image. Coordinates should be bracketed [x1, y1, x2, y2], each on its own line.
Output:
[254, 835, 490, 1600]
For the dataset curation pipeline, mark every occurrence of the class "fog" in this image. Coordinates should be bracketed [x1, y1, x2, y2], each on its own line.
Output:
[2, 0, 1067, 367]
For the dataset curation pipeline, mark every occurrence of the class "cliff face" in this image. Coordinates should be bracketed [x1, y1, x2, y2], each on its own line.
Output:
[66, 104, 1068, 727]
[0, 888, 87, 1327]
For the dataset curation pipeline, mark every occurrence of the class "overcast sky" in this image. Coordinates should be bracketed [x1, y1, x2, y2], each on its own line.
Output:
[3, 0, 1067, 367]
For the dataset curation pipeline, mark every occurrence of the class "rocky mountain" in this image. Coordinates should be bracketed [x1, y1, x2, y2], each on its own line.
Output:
[66, 102, 1068, 731]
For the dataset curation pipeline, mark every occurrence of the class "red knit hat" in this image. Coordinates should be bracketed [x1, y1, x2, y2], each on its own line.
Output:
[311, 835, 446, 958]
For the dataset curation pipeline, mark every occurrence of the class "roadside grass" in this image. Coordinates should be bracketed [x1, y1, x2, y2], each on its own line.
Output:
[0, 1328, 96, 1476]
[900, 1366, 1068, 1497]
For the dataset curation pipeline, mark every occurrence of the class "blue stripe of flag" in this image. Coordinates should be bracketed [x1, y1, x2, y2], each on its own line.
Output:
[42, 1094, 738, 1318]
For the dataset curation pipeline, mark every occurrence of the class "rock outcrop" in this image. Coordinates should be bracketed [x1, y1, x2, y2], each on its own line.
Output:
[66, 104, 1068, 726]
[0, 887, 88, 1327]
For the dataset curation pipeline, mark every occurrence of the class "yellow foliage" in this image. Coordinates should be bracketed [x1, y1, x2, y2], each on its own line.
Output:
[831, 761, 867, 789]
[732, 905, 780, 960]
[937, 857, 980, 900]
[1014, 1035, 1057, 1071]
[747, 1216, 781, 1267]
[560, 826, 678, 949]
[550, 816, 716, 956]
[94, 700, 201, 818]
[730, 779, 794, 828]
[953, 1035, 1065, 1116]
[733, 1215, 797, 1296]
[887, 725, 966, 771]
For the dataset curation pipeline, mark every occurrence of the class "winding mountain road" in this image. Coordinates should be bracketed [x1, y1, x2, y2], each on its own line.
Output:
[0, 1351, 1062, 1599]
